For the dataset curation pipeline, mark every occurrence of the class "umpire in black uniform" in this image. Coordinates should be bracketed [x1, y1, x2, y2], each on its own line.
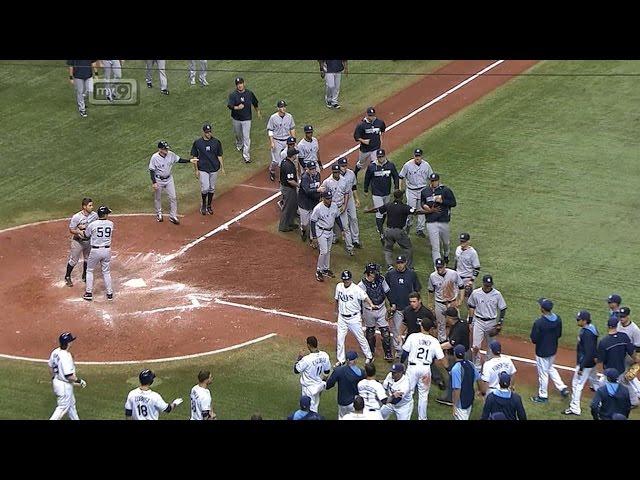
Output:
[385, 255, 421, 358]
[279, 147, 299, 232]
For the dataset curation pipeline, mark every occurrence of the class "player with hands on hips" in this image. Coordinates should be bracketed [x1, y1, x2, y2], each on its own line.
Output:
[358, 263, 394, 362]
[48, 332, 86, 420]
[380, 363, 414, 420]
[294, 336, 331, 413]
[125, 369, 183, 420]
[310, 190, 346, 281]
[190, 370, 216, 420]
[64, 197, 98, 287]
[82, 205, 115, 302]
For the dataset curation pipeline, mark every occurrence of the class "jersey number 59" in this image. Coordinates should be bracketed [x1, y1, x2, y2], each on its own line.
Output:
[95, 226, 112, 238]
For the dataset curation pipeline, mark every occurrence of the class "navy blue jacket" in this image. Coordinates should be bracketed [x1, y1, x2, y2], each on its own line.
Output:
[590, 383, 631, 420]
[481, 391, 527, 420]
[385, 268, 421, 310]
[597, 332, 634, 374]
[364, 160, 399, 197]
[325, 364, 365, 406]
[420, 184, 457, 223]
[530, 313, 562, 358]
[297, 171, 322, 211]
[353, 118, 386, 153]
[191, 137, 223, 173]
[577, 324, 599, 369]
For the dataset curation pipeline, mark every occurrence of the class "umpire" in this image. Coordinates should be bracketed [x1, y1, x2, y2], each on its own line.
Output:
[385, 255, 421, 358]
[278, 148, 299, 232]
[421, 172, 457, 264]
[325, 351, 365, 419]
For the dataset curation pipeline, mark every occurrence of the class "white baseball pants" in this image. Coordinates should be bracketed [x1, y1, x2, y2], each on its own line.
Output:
[50, 378, 79, 420]
[407, 364, 432, 420]
[453, 405, 471, 420]
[338, 403, 354, 419]
[535, 355, 567, 398]
[336, 314, 372, 363]
[302, 381, 326, 413]
[380, 400, 414, 420]
[568, 365, 596, 415]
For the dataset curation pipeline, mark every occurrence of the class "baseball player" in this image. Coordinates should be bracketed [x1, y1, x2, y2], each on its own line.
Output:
[400, 317, 447, 420]
[64, 197, 98, 287]
[364, 149, 400, 244]
[267, 100, 295, 182]
[321, 163, 352, 251]
[337, 157, 361, 248]
[454, 232, 481, 300]
[294, 336, 332, 413]
[358, 263, 394, 361]
[607, 293, 622, 321]
[326, 350, 365, 418]
[480, 340, 518, 396]
[82, 205, 115, 302]
[334, 270, 377, 366]
[564, 310, 599, 416]
[100, 59, 123, 103]
[125, 369, 183, 420]
[145, 60, 169, 94]
[67, 60, 97, 117]
[399, 148, 432, 237]
[480, 372, 527, 420]
[48, 332, 86, 420]
[357, 363, 387, 419]
[450, 344, 481, 420]
[468, 274, 508, 369]
[310, 190, 345, 281]
[287, 395, 324, 420]
[318, 60, 348, 109]
[353, 107, 386, 177]
[340, 395, 374, 420]
[149, 140, 198, 224]
[597, 317, 637, 406]
[428, 258, 465, 342]
[298, 125, 322, 170]
[227, 77, 261, 164]
[421, 172, 457, 264]
[188, 60, 208, 86]
[591, 368, 631, 420]
[190, 370, 216, 420]
[191, 123, 225, 216]
[380, 363, 414, 420]
[297, 160, 324, 243]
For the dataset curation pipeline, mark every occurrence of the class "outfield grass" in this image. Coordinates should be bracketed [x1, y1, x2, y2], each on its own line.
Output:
[0, 60, 444, 228]
[336, 60, 640, 347]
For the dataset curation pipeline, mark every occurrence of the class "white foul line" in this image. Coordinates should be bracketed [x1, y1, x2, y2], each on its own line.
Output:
[162, 60, 505, 262]
[0, 333, 277, 365]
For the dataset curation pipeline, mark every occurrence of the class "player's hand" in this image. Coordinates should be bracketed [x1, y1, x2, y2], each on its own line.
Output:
[221, 167, 226, 175]
[257, 110, 262, 120]
[190, 158, 198, 164]
[434, 195, 443, 203]
[361, 139, 370, 145]
[69, 78, 74, 85]
[237, 103, 245, 110]
[78, 379, 87, 388]
[152, 183, 159, 191]
[311, 238, 319, 249]
[270, 141, 275, 149]
[172, 398, 183, 407]
[355, 198, 361, 208]
[317, 186, 326, 193]
[195, 172, 200, 180]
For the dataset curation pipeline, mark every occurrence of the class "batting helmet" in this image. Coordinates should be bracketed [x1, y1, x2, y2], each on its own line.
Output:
[139, 369, 156, 386]
[97, 205, 112, 217]
[364, 263, 379, 275]
[341, 270, 352, 280]
[157, 140, 170, 149]
[59, 332, 77, 346]
[303, 125, 313, 133]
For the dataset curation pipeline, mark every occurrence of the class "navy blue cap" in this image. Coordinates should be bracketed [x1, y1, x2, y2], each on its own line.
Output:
[607, 316, 619, 328]
[300, 395, 311, 409]
[286, 136, 296, 144]
[97, 205, 112, 217]
[395, 255, 407, 263]
[459, 232, 471, 242]
[139, 369, 156, 385]
[303, 125, 313, 133]
[608, 294, 622, 304]
[277, 100, 287, 108]
[391, 363, 405, 373]
[287, 147, 299, 157]
[429, 172, 440, 181]
[444, 307, 459, 317]
[619, 306, 631, 317]
[612, 413, 627, 420]
[489, 340, 502, 354]
[321, 190, 333, 199]
[364, 262, 379, 274]
[306, 160, 317, 169]
[538, 298, 554, 311]
[346, 351, 358, 361]
[341, 270, 352, 280]
[498, 371, 511, 387]
[414, 148, 423, 156]
[604, 368, 619, 382]
[235, 77, 244, 84]
[331, 164, 341, 172]
[157, 140, 170, 149]
[59, 332, 76, 345]
[434, 258, 445, 268]
[453, 344, 467, 358]
[337, 157, 348, 166]
[376, 149, 385, 157]
[576, 310, 591, 321]
[202, 123, 212, 132]
[482, 274, 493, 285]
[366, 106, 376, 115]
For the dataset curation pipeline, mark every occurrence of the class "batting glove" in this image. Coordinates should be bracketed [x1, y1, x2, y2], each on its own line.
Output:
[172, 398, 183, 407]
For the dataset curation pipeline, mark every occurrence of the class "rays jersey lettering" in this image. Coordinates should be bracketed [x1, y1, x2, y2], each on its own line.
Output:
[335, 282, 368, 316]
[481, 357, 517, 390]
[296, 351, 331, 388]
[125, 388, 169, 420]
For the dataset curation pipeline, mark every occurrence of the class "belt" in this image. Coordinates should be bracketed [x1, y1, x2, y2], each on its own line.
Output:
[408, 186, 426, 191]
[409, 361, 430, 366]
[73, 236, 89, 242]
[157, 175, 171, 180]
[436, 300, 454, 304]
[274, 137, 289, 142]
[341, 312, 356, 318]
[368, 408, 378, 412]
[474, 316, 496, 321]
[92, 245, 110, 249]
[318, 226, 333, 231]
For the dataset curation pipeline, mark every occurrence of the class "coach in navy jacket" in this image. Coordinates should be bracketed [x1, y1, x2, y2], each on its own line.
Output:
[597, 316, 634, 375]
[530, 298, 563, 358]
[325, 351, 365, 419]
[481, 372, 527, 420]
[591, 368, 631, 420]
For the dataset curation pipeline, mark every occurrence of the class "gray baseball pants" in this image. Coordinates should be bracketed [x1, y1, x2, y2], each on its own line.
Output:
[85, 248, 113, 295]
[154, 177, 178, 219]
[68, 239, 91, 267]
[298, 208, 312, 238]
[405, 188, 426, 233]
[390, 309, 404, 355]
[73, 78, 93, 112]
[362, 307, 389, 328]
[269, 139, 288, 173]
[278, 186, 297, 231]
[199, 171, 218, 195]
[372, 194, 390, 220]
[145, 60, 167, 90]
[345, 196, 360, 244]
[325, 72, 342, 104]
[333, 208, 353, 253]
[434, 302, 450, 342]
[316, 229, 333, 272]
[232, 119, 252, 162]
[102, 60, 122, 98]
[356, 150, 376, 171]
[472, 316, 498, 369]
[383, 227, 413, 268]
[426, 221, 451, 263]
[188, 60, 207, 83]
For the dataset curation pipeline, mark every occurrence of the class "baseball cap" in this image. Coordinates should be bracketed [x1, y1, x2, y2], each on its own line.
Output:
[444, 307, 459, 318]
[235, 77, 244, 85]
[277, 100, 287, 108]
[414, 148, 423, 156]
[157, 140, 170, 149]
[303, 125, 313, 133]
[331, 164, 341, 172]
[537, 298, 554, 311]
[604, 368, 619, 382]
[489, 340, 502, 354]
[376, 149, 385, 158]
[346, 351, 358, 361]
[576, 310, 591, 321]
[59, 332, 76, 345]
[498, 371, 511, 387]
[482, 274, 493, 285]
[459, 232, 471, 242]
[364, 263, 379, 274]
[299, 395, 311, 409]
[306, 160, 317, 170]
[337, 157, 348, 166]
[453, 344, 467, 358]
[429, 172, 440, 181]
[366, 106, 376, 115]
[619, 306, 631, 317]
[608, 294, 622, 304]
[395, 255, 407, 263]
[391, 363, 405, 374]
[321, 190, 333, 199]
[434, 258, 445, 268]
[607, 316, 619, 328]
[341, 270, 352, 280]
[287, 147, 299, 157]
[202, 123, 212, 132]
[286, 136, 296, 144]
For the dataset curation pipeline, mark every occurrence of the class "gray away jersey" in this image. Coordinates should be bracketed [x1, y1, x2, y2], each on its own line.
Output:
[297, 137, 319, 163]
[467, 287, 507, 319]
[321, 176, 349, 207]
[340, 169, 357, 194]
[455, 246, 480, 279]
[399, 159, 433, 189]
[428, 268, 464, 302]
[85, 219, 114, 247]
[148, 151, 180, 179]
[310, 202, 341, 230]
[267, 112, 295, 139]
[69, 211, 98, 232]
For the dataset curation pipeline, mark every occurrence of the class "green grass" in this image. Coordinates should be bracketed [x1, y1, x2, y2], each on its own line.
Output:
[0, 60, 444, 228]
[338, 60, 640, 346]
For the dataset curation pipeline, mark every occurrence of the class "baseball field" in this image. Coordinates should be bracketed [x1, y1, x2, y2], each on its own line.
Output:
[1, 59, 638, 420]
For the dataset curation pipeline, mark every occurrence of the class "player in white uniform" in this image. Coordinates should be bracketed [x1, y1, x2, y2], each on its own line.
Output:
[83, 206, 115, 301]
[401, 318, 447, 420]
[190, 370, 216, 420]
[64, 197, 98, 287]
[380, 363, 414, 420]
[454, 232, 481, 300]
[48, 332, 86, 420]
[398, 148, 432, 237]
[294, 336, 331, 413]
[335, 270, 378, 366]
[125, 369, 183, 420]
[357, 363, 387, 419]
[340, 395, 380, 420]
[428, 258, 465, 341]
[480, 340, 517, 395]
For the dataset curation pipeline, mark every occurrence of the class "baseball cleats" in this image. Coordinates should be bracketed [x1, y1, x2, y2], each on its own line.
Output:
[436, 398, 454, 406]
[200, 206, 207, 215]
[64, 277, 73, 287]
[353, 241, 362, 249]
[560, 388, 570, 398]
[206, 206, 213, 215]
[160, 89, 170, 95]
[347, 249, 355, 256]
[315, 271, 324, 282]
[269, 171, 276, 182]
[146, 81, 152, 88]
[156, 213, 163, 222]
[416, 230, 426, 238]
[562, 408, 580, 416]
[200, 79, 209, 86]
[83, 292, 93, 302]
[106, 293, 113, 300]
[326, 101, 334, 109]
[189, 78, 196, 85]
[530, 395, 548, 403]
[169, 216, 180, 225]
[79, 110, 87, 118]
[244, 158, 252, 164]
[322, 269, 336, 278]
[331, 102, 341, 109]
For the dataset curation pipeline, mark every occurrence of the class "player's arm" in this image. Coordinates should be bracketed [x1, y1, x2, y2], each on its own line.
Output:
[69, 218, 82, 237]
[163, 397, 183, 414]
[391, 163, 400, 190]
[363, 166, 372, 193]
[426, 285, 435, 311]
[529, 320, 539, 344]
[67, 61, 74, 83]
[190, 142, 200, 177]
[362, 204, 383, 214]
[91, 61, 99, 77]
[267, 118, 275, 149]
[363, 293, 377, 310]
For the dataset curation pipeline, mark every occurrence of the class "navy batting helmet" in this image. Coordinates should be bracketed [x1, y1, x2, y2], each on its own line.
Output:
[97, 205, 112, 217]
[157, 140, 170, 149]
[364, 263, 379, 274]
[139, 369, 156, 386]
[341, 270, 352, 280]
[59, 332, 77, 346]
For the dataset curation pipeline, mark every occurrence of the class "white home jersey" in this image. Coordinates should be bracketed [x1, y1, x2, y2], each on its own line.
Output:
[357, 378, 387, 410]
[382, 373, 412, 407]
[125, 388, 169, 420]
[335, 282, 368, 316]
[481, 356, 518, 390]
[48, 347, 75, 382]
[85, 219, 114, 248]
[190, 385, 212, 420]
[340, 411, 382, 420]
[402, 332, 444, 365]
[455, 246, 480, 279]
[296, 351, 331, 388]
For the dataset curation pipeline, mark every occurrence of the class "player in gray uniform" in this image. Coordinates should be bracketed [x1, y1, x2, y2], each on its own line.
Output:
[100, 60, 122, 103]
[145, 60, 168, 94]
[467, 274, 508, 368]
[190, 123, 225, 215]
[297, 161, 325, 243]
[358, 263, 394, 362]
[83, 206, 115, 301]
[267, 100, 295, 182]
[227, 77, 261, 164]
[67, 60, 98, 117]
[188, 60, 208, 86]
[297, 125, 321, 170]
[322, 165, 353, 255]
[149, 141, 198, 224]
[399, 148, 432, 237]
[428, 258, 465, 342]
[310, 190, 345, 282]
[64, 197, 99, 287]
[454, 232, 481, 300]
[338, 157, 361, 249]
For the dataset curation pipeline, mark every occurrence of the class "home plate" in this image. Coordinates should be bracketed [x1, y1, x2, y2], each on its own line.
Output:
[123, 278, 147, 288]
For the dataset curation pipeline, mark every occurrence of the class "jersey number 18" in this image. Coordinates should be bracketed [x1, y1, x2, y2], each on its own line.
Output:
[137, 404, 148, 417]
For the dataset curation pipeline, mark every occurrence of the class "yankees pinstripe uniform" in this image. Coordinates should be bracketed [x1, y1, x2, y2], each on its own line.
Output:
[399, 149, 432, 236]
[145, 60, 168, 93]
[100, 60, 122, 102]
[338, 158, 360, 247]
[380, 365, 414, 420]
[83, 207, 114, 301]
[310, 191, 344, 279]
[428, 261, 465, 341]
[455, 232, 481, 297]
[468, 276, 508, 368]
[267, 100, 295, 179]
[322, 166, 353, 253]
[188, 60, 208, 86]
[64, 199, 98, 286]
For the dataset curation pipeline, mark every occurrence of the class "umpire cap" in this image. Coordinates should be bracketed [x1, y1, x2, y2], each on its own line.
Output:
[139, 369, 156, 386]
[59, 332, 77, 346]
[287, 147, 299, 157]
[341, 270, 352, 280]
[97, 205, 112, 217]
[157, 140, 170, 149]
